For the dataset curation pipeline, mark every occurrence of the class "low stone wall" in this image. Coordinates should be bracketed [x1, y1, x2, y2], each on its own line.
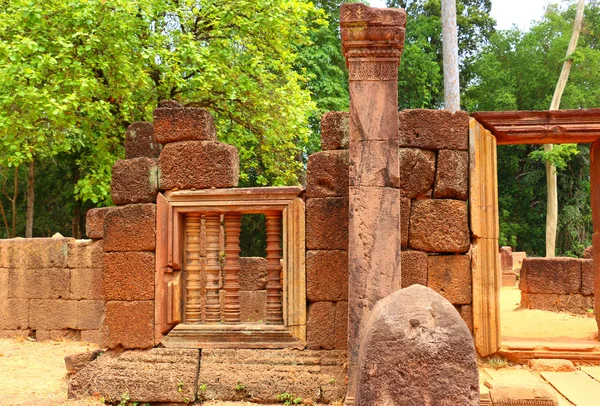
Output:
[520, 257, 594, 314]
[0, 237, 103, 342]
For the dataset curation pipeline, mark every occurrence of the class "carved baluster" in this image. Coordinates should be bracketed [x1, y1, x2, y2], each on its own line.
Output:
[204, 213, 222, 323]
[184, 213, 202, 323]
[265, 211, 283, 324]
[223, 212, 242, 323]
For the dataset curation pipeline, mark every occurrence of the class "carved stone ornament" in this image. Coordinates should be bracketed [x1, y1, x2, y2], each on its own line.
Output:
[340, 3, 407, 81]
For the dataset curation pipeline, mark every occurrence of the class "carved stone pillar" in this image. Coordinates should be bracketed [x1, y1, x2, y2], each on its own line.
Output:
[265, 211, 283, 324]
[204, 213, 222, 323]
[223, 212, 242, 323]
[184, 213, 203, 323]
[340, 4, 406, 404]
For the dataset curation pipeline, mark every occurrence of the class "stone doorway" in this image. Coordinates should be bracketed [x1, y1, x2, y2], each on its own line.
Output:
[470, 109, 600, 361]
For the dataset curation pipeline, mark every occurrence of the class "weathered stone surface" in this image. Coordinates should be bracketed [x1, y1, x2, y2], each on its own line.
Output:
[103, 252, 155, 301]
[434, 149, 468, 200]
[306, 150, 349, 198]
[102, 301, 154, 349]
[350, 141, 399, 187]
[521, 292, 593, 314]
[460, 304, 474, 333]
[400, 250, 428, 288]
[198, 349, 347, 403]
[158, 141, 239, 190]
[582, 259, 594, 296]
[355, 285, 478, 406]
[399, 148, 435, 198]
[154, 106, 216, 143]
[70, 268, 102, 300]
[125, 122, 161, 159]
[499, 246, 513, 272]
[321, 111, 349, 150]
[0, 268, 8, 300]
[520, 258, 581, 294]
[307, 301, 335, 350]
[111, 158, 158, 205]
[0, 238, 69, 269]
[67, 239, 103, 269]
[583, 245, 593, 259]
[528, 359, 577, 372]
[77, 300, 105, 330]
[398, 109, 469, 150]
[68, 348, 200, 403]
[80, 330, 100, 344]
[400, 197, 410, 248]
[307, 250, 348, 302]
[65, 350, 103, 375]
[409, 199, 470, 253]
[306, 197, 348, 250]
[0, 298, 28, 329]
[8, 268, 70, 299]
[512, 251, 527, 270]
[29, 299, 78, 330]
[428, 255, 472, 305]
[334, 301, 349, 350]
[85, 207, 113, 239]
[594, 232, 600, 331]
[103, 204, 156, 252]
[239, 290, 266, 322]
[238, 257, 268, 291]
[488, 383, 558, 406]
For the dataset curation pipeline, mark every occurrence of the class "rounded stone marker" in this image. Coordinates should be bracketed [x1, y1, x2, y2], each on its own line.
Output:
[355, 284, 479, 406]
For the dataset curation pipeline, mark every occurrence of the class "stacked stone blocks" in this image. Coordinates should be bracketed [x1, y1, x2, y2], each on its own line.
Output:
[0, 237, 103, 342]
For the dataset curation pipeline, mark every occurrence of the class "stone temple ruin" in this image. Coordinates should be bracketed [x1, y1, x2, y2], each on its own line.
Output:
[1, 3, 600, 405]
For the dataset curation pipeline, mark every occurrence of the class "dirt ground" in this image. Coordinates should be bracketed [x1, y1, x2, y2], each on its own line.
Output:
[500, 286, 598, 341]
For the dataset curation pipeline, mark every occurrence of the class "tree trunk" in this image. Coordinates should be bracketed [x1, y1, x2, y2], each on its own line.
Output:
[26, 160, 35, 238]
[441, 0, 460, 112]
[545, 0, 586, 257]
[11, 166, 18, 238]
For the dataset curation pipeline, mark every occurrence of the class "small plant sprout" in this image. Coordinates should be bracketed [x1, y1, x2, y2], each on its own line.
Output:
[276, 392, 303, 405]
[235, 381, 246, 391]
[177, 380, 185, 392]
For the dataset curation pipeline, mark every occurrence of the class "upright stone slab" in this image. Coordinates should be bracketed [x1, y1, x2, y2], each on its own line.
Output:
[340, 4, 406, 403]
[355, 285, 479, 406]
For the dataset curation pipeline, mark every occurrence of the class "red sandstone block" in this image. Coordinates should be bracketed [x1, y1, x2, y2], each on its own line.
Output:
[3, 238, 69, 269]
[29, 299, 78, 330]
[239, 290, 267, 322]
[434, 149, 469, 200]
[306, 301, 335, 350]
[521, 292, 592, 314]
[67, 239, 103, 269]
[0, 298, 28, 329]
[0, 268, 8, 300]
[158, 141, 239, 190]
[334, 301, 348, 350]
[70, 267, 102, 300]
[154, 106, 217, 144]
[582, 259, 594, 296]
[499, 246, 513, 272]
[103, 204, 156, 252]
[427, 255, 472, 305]
[103, 252, 155, 301]
[77, 300, 105, 330]
[8, 268, 70, 299]
[398, 109, 469, 150]
[321, 111, 349, 150]
[35, 330, 51, 341]
[583, 245, 593, 259]
[86, 207, 113, 240]
[306, 250, 348, 302]
[306, 197, 349, 250]
[239, 257, 268, 291]
[125, 122, 162, 159]
[400, 250, 428, 288]
[409, 199, 470, 253]
[306, 150, 349, 198]
[401, 197, 410, 248]
[0, 241, 8, 268]
[49, 329, 80, 341]
[80, 329, 100, 344]
[520, 257, 581, 294]
[102, 301, 155, 349]
[399, 148, 436, 198]
[350, 140, 399, 188]
[111, 158, 159, 205]
[0, 329, 31, 339]
[459, 304, 473, 333]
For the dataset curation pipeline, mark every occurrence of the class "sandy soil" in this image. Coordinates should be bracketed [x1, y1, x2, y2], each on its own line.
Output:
[500, 286, 598, 341]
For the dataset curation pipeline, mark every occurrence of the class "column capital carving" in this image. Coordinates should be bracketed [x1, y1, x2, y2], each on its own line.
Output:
[340, 3, 406, 80]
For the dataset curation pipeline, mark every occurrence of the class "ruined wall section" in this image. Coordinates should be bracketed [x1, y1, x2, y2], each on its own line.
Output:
[520, 257, 594, 314]
[0, 237, 103, 342]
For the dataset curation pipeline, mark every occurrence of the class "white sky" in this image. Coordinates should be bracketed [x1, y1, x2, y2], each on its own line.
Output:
[368, 0, 555, 31]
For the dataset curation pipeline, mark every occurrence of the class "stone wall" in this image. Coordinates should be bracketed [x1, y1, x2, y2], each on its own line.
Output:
[0, 237, 103, 342]
[520, 257, 594, 314]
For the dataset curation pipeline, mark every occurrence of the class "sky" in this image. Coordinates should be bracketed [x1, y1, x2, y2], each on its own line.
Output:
[368, 0, 553, 31]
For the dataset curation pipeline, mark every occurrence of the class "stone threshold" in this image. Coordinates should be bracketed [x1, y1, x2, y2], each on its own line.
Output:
[161, 323, 304, 349]
[498, 338, 600, 365]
